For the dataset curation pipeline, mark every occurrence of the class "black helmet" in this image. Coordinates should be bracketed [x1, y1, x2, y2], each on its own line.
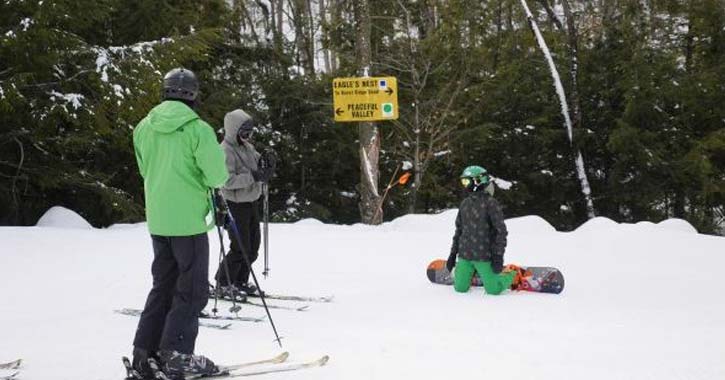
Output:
[162, 68, 199, 102]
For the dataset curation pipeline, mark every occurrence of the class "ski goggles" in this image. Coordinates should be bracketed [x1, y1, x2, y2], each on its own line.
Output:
[460, 176, 488, 187]
[237, 120, 255, 140]
[238, 129, 254, 140]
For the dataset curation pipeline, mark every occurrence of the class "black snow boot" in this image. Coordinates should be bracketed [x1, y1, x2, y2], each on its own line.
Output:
[215, 284, 247, 302]
[159, 350, 220, 379]
[131, 347, 155, 380]
[238, 282, 263, 296]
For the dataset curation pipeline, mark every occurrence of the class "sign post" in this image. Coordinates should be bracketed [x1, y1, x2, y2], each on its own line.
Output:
[332, 77, 399, 122]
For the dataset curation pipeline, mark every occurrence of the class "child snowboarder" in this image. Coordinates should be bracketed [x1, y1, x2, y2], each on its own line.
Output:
[447, 165, 515, 295]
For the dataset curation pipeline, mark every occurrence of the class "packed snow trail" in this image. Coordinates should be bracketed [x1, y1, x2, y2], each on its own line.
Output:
[1, 209, 724, 379]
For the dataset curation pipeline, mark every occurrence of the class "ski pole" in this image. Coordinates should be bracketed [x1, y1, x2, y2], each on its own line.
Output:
[262, 182, 270, 278]
[259, 149, 276, 278]
[211, 192, 241, 314]
[219, 192, 283, 347]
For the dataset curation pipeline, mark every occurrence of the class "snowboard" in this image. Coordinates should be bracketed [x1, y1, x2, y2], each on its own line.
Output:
[426, 259, 565, 294]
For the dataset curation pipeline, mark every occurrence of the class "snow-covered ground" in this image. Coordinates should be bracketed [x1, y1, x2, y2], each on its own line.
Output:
[1, 206, 724, 380]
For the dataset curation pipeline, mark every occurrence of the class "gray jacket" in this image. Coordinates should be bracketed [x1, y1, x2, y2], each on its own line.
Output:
[220, 109, 262, 203]
[450, 191, 508, 262]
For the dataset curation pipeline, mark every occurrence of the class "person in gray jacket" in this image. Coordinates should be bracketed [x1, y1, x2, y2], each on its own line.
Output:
[215, 109, 274, 295]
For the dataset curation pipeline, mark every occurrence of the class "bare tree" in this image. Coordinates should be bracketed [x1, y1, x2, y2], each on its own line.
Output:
[537, 0, 564, 30]
[319, 0, 332, 72]
[289, 0, 316, 75]
[384, 0, 468, 213]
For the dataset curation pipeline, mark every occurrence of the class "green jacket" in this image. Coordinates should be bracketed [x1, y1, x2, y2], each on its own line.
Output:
[133, 101, 228, 236]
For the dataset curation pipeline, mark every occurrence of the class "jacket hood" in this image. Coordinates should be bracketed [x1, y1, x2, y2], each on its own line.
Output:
[147, 101, 199, 133]
[224, 109, 253, 145]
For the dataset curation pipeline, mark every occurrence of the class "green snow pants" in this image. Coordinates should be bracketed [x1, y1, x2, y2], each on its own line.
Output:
[454, 258, 515, 295]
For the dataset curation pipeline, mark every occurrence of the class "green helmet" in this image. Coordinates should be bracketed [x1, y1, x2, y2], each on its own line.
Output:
[460, 165, 490, 185]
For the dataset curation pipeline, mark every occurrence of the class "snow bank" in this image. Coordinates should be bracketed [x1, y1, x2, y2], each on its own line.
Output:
[293, 218, 325, 226]
[35, 206, 93, 229]
[383, 209, 457, 233]
[574, 216, 620, 233]
[657, 218, 698, 234]
[576, 216, 699, 235]
[506, 215, 557, 234]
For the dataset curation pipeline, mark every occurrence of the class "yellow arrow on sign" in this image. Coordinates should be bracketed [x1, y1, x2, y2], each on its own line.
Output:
[332, 76, 399, 122]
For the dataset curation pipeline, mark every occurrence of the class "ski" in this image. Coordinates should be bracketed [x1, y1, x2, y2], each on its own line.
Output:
[242, 299, 309, 312]
[197, 311, 266, 323]
[116, 308, 236, 329]
[210, 291, 311, 311]
[127, 352, 290, 380]
[226, 355, 329, 377]
[210, 285, 332, 303]
[116, 308, 264, 325]
[199, 312, 267, 323]
[0, 358, 21, 380]
[0, 360, 20, 370]
[219, 352, 289, 372]
[248, 293, 333, 303]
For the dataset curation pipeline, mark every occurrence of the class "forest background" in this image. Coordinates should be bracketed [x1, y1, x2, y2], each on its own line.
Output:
[1, 0, 723, 234]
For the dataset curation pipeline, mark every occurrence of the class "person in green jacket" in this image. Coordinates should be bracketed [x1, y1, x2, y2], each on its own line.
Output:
[447, 165, 515, 295]
[130, 68, 228, 380]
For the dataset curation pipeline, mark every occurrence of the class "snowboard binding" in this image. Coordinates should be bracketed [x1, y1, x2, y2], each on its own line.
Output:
[503, 264, 532, 291]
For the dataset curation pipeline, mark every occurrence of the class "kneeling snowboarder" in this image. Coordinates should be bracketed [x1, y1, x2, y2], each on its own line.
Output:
[447, 165, 515, 295]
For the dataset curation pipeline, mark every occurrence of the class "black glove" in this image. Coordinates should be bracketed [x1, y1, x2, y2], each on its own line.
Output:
[446, 252, 457, 272]
[258, 150, 277, 178]
[491, 255, 504, 274]
[252, 169, 263, 182]
[252, 168, 270, 183]
[259, 150, 277, 168]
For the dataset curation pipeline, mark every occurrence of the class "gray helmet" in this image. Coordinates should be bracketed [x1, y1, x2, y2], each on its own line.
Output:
[162, 68, 199, 101]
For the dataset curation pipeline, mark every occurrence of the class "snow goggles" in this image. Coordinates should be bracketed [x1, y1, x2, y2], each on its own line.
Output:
[239, 129, 254, 140]
[237, 120, 255, 140]
[460, 176, 488, 187]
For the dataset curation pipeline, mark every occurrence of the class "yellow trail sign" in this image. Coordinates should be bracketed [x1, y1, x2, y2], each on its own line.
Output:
[332, 76, 399, 122]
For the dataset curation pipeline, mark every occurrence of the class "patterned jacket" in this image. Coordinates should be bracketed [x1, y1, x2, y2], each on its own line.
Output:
[450, 191, 508, 262]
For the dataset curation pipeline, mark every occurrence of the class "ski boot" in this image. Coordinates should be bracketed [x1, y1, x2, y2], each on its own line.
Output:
[158, 350, 222, 380]
[238, 282, 264, 297]
[128, 347, 156, 380]
[213, 283, 247, 302]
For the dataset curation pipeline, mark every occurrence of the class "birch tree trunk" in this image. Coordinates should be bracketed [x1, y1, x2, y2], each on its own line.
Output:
[354, 0, 382, 224]
[520, 0, 596, 218]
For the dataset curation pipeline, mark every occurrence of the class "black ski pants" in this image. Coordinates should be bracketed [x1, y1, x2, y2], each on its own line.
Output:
[215, 199, 261, 287]
[133, 233, 209, 354]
